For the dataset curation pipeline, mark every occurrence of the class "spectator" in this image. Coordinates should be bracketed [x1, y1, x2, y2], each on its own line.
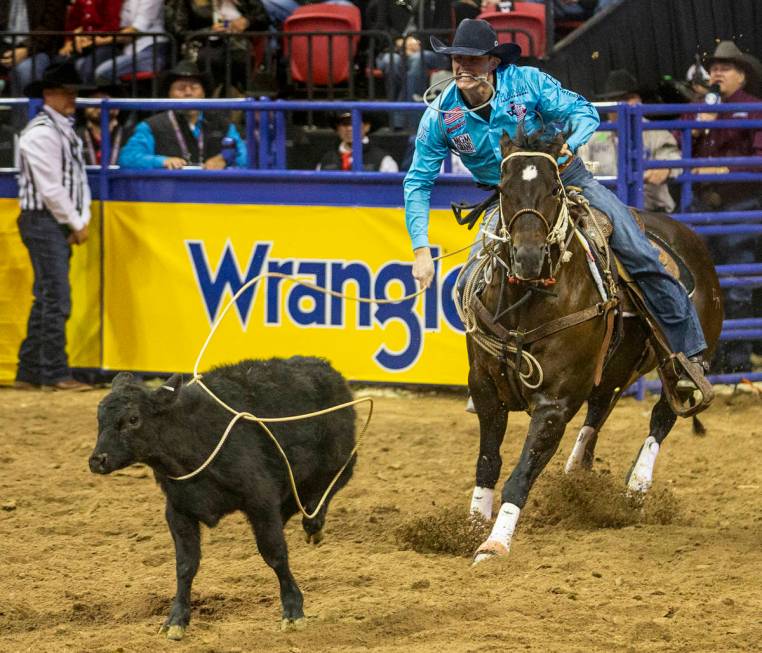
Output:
[60, 0, 124, 83]
[0, 0, 69, 97]
[577, 69, 681, 212]
[369, 0, 449, 130]
[317, 111, 398, 172]
[91, 0, 169, 86]
[165, 0, 269, 94]
[0, 107, 16, 167]
[15, 62, 93, 391]
[76, 84, 127, 165]
[687, 41, 762, 374]
[118, 60, 247, 169]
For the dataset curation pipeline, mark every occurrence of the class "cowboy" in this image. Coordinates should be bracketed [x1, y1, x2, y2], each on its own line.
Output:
[15, 61, 94, 391]
[404, 19, 710, 393]
[118, 60, 247, 169]
[577, 69, 681, 212]
[76, 83, 126, 166]
[688, 41, 762, 373]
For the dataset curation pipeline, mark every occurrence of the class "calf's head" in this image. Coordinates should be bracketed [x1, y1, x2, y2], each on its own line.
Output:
[89, 373, 183, 474]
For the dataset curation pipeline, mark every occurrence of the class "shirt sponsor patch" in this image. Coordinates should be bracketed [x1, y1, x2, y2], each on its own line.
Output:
[452, 133, 476, 154]
[444, 106, 465, 124]
[446, 120, 466, 133]
[509, 102, 527, 120]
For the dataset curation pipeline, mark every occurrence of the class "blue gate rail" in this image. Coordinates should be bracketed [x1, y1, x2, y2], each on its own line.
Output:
[1, 98, 760, 390]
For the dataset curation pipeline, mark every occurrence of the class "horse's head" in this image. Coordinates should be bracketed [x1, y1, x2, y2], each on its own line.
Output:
[495, 131, 569, 285]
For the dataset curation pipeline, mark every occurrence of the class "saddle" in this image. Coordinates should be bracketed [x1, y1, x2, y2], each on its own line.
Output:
[575, 205, 711, 417]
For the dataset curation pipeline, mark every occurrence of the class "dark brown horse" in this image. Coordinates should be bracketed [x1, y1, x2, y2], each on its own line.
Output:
[462, 133, 722, 564]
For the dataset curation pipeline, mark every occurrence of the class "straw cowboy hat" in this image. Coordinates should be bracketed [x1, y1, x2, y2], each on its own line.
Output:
[705, 41, 762, 87]
[431, 19, 521, 66]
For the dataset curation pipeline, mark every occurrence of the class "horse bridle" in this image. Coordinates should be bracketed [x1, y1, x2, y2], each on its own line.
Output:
[487, 151, 576, 287]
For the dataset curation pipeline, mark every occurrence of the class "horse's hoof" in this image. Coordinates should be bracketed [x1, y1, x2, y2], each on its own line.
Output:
[304, 529, 324, 545]
[472, 539, 510, 566]
[280, 617, 306, 631]
[165, 625, 185, 641]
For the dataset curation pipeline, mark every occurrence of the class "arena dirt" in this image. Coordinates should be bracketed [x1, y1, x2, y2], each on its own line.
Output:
[1, 386, 761, 652]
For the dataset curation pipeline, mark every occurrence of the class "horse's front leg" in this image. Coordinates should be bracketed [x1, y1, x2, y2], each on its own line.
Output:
[473, 399, 572, 564]
[468, 372, 508, 520]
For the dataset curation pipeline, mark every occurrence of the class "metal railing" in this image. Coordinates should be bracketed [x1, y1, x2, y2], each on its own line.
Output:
[0, 31, 175, 96]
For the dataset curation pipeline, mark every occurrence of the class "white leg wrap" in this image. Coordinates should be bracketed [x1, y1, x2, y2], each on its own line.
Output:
[627, 436, 660, 493]
[488, 502, 521, 549]
[565, 425, 596, 473]
[469, 486, 494, 519]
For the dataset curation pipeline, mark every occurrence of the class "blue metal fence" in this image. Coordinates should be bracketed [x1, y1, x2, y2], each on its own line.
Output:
[2, 97, 760, 390]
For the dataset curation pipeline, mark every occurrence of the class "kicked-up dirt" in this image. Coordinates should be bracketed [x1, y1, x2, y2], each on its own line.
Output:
[0, 385, 761, 652]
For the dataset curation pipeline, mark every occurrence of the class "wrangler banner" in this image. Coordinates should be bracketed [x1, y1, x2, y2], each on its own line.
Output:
[104, 201, 473, 385]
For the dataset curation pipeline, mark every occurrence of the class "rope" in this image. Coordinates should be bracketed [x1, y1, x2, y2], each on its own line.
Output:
[423, 73, 496, 114]
[168, 244, 474, 520]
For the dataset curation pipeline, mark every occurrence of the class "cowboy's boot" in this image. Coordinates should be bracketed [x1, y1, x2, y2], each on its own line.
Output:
[676, 354, 713, 406]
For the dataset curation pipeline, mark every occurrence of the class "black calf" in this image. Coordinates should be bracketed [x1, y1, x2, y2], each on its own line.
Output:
[89, 356, 356, 639]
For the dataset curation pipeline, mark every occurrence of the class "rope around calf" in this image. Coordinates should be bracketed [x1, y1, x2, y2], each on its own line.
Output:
[169, 245, 474, 521]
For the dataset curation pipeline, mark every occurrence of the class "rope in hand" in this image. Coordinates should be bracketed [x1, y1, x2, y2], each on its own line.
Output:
[168, 243, 475, 521]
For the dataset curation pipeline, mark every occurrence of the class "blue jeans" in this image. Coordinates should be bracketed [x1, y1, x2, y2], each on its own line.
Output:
[9, 52, 51, 95]
[74, 45, 120, 83]
[459, 157, 707, 357]
[16, 210, 73, 385]
[93, 42, 168, 85]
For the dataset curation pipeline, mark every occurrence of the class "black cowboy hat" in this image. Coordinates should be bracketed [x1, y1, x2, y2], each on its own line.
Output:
[704, 40, 762, 87]
[24, 61, 94, 98]
[331, 111, 384, 132]
[597, 69, 642, 100]
[159, 59, 214, 97]
[430, 19, 521, 66]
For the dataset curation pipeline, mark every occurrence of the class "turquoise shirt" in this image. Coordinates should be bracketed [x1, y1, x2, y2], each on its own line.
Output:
[118, 113, 248, 169]
[403, 65, 600, 250]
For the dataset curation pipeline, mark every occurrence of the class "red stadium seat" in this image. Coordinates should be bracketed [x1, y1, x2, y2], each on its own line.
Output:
[283, 4, 362, 87]
[478, 3, 546, 58]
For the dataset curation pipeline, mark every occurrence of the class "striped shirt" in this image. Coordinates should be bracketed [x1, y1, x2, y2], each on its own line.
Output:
[18, 106, 91, 231]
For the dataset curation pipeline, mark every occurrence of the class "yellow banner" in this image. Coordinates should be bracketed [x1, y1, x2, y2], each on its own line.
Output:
[0, 200, 101, 385]
[103, 201, 472, 384]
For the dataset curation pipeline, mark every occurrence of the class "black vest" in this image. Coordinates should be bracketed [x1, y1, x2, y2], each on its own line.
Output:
[147, 110, 230, 165]
[319, 142, 389, 171]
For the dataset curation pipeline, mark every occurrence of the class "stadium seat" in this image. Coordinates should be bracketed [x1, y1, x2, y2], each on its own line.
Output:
[478, 3, 547, 58]
[283, 4, 362, 88]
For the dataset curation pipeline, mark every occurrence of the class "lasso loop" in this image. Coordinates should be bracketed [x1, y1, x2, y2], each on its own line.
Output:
[423, 73, 496, 114]
[170, 244, 475, 520]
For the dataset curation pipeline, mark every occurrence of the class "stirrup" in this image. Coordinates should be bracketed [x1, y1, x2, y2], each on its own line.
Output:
[658, 353, 714, 417]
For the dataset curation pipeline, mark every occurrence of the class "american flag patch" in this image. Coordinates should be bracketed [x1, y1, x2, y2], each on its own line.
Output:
[444, 106, 465, 124]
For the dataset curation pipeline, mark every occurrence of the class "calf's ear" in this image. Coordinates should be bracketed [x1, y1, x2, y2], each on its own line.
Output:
[112, 372, 134, 390]
[152, 374, 183, 409]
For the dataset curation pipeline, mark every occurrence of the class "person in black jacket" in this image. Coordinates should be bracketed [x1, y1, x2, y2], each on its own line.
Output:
[118, 60, 248, 169]
[317, 111, 398, 172]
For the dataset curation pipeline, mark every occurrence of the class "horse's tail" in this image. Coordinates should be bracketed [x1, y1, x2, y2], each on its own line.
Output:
[692, 415, 707, 437]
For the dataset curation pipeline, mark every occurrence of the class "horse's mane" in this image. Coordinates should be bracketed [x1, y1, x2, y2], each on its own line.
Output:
[512, 114, 566, 157]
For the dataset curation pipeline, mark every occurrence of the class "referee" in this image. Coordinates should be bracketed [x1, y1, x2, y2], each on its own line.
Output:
[15, 62, 92, 391]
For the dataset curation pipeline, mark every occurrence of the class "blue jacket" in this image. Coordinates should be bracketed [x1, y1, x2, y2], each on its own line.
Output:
[118, 114, 248, 169]
[403, 65, 600, 250]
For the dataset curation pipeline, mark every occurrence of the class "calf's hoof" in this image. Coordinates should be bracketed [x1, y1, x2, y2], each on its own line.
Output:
[280, 617, 306, 631]
[472, 539, 510, 566]
[304, 529, 324, 545]
[158, 624, 186, 641]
